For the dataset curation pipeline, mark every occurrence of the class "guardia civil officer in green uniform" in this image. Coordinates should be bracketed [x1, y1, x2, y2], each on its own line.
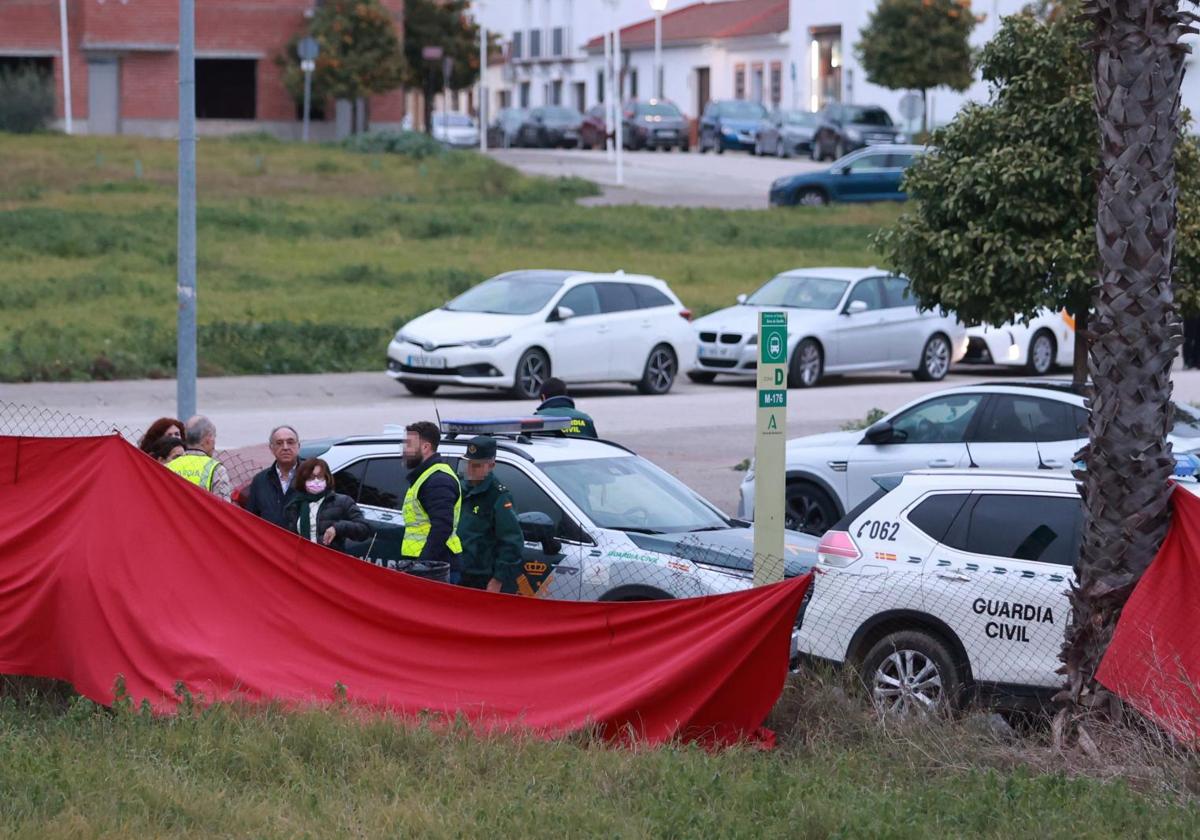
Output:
[458, 436, 524, 592]
[534, 378, 598, 438]
[401, 421, 464, 581]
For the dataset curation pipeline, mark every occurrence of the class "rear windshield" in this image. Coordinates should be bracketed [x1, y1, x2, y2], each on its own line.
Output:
[636, 102, 682, 117]
[833, 488, 888, 531]
[435, 114, 474, 127]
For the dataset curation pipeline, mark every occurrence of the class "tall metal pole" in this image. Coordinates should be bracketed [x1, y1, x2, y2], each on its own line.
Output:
[480, 22, 488, 151]
[177, 0, 197, 420]
[58, 0, 72, 134]
[654, 10, 662, 99]
[614, 23, 623, 186]
[302, 69, 312, 142]
[604, 29, 613, 159]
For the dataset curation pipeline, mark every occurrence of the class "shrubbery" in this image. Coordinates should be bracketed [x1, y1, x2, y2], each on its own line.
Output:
[341, 129, 446, 158]
[0, 67, 55, 134]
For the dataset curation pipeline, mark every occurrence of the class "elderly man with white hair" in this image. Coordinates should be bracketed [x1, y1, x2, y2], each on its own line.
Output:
[242, 424, 302, 527]
[166, 415, 233, 502]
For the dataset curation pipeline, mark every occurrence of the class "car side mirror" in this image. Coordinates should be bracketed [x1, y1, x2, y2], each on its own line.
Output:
[864, 420, 895, 445]
[548, 305, 575, 322]
[736, 293, 748, 304]
[845, 300, 868, 315]
[518, 511, 561, 555]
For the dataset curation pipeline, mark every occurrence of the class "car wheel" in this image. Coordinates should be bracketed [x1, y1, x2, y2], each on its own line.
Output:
[681, 141, 690, 152]
[699, 134, 710, 154]
[662, 144, 673, 152]
[913, 333, 952, 381]
[810, 141, 822, 162]
[788, 338, 824, 387]
[797, 188, 828, 207]
[1026, 329, 1056, 376]
[753, 138, 762, 156]
[784, 481, 839, 535]
[637, 344, 678, 395]
[860, 630, 965, 716]
[686, 370, 717, 384]
[776, 139, 788, 158]
[512, 349, 550, 399]
[402, 381, 440, 397]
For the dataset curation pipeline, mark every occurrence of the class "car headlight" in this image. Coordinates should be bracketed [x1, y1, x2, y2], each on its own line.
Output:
[395, 330, 414, 343]
[895, 133, 908, 143]
[466, 335, 510, 349]
[844, 128, 863, 142]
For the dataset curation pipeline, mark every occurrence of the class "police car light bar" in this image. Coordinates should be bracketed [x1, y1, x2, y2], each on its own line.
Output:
[439, 417, 575, 436]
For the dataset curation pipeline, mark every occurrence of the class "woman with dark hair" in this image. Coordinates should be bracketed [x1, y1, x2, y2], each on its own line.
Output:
[283, 458, 372, 553]
[149, 435, 186, 465]
[139, 417, 185, 454]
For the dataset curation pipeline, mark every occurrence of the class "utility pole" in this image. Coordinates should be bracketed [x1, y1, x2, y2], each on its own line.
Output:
[604, 29, 614, 160]
[480, 21, 488, 151]
[298, 37, 319, 143]
[614, 22, 623, 186]
[58, 0, 72, 134]
[177, 0, 197, 420]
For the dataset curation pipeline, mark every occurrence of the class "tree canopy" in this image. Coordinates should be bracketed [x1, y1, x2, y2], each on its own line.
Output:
[873, 7, 1200, 382]
[401, 0, 484, 132]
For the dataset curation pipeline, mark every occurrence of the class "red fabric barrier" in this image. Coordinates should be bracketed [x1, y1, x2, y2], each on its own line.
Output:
[0, 436, 807, 745]
[1097, 486, 1200, 741]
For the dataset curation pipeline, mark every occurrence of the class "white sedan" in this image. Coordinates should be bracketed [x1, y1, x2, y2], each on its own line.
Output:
[689, 268, 966, 388]
[431, 112, 480, 148]
[962, 309, 1076, 376]
[387, 269, 697, 399]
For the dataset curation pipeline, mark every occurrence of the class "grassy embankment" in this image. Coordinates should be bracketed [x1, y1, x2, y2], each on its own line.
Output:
[1, 673, 1196, 838]
[0, 132, 898, 381]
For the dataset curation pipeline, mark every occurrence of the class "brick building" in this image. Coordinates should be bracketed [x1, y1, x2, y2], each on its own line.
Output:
[0, 0, 407, 138]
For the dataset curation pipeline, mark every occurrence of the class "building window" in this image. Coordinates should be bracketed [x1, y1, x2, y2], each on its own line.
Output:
[552, 27, 565, 57]
[529, 29, 542, 59]
[512, 31, 523, 60]
[734, 64, 745, 100]
[770, 62, 782, 107]
[810, 26, 843, 110]
[499, 89, 512, 108]
[520, 81, 531, 107]
[195, 59, 256, 119]
[574, 81, 586, 111]
[629, 67, 638, 99]
[751, 63, 764, 103]
[597, 68, 605, 103]
[0, 56, 52, 78]
[551, 79, 562, 105]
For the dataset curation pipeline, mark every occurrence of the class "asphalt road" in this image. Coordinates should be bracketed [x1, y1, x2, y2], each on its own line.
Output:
[489, 147, 823, 209]
[11, 367, 1200, 515]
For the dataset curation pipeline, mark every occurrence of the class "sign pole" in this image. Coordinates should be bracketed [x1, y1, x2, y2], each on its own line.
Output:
[176, 0, 197, 422]
[753, 311, 788, 586]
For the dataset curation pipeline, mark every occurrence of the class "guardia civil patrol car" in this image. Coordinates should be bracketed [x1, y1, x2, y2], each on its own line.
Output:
[306, 417, 818, 603]
[795, 469, 1126, 712]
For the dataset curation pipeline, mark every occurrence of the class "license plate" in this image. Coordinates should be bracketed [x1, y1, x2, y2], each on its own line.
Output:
[407, 354, 446, 369]
[656, 129, 676, 137]
[700, 346, 736, 360]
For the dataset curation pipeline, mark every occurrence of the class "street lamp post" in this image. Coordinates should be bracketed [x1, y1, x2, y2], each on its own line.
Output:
[478, 0, 487, 151]
[177, 0, 197, 420]
[650, 0, 668, 100]
[602, 0, 623, 185]
[58, 0, 72, 134]
[298, 37, 319, 143]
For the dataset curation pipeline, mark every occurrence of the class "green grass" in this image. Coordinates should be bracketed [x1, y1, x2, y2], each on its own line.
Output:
[1, 675, 1195, 838]
[0, 132, 898, 382]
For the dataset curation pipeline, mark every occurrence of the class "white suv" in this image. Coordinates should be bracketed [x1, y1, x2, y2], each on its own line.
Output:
[796, 469, 1087, 711]
[386, 269, 697, 399]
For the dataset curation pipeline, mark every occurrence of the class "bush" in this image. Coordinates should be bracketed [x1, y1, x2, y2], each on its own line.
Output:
[0, 67, 55, 134]
[341, 130, 445, 159]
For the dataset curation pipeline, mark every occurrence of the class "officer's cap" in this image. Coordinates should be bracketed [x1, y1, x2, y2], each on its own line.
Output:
[465, 435, 497, 461]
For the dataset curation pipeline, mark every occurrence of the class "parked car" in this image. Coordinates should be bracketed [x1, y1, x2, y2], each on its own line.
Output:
[515, 106, 584, 148]
[737, 380, 1200, 534]
[810, 104, 905, 161]
[387, 269, 697, 399]
[622, 99, 690, 151]
[962, 309, 1076, 376]
[487, 107, 528, 148]
[754, 109, 818, 157]
[769, 145, 924, 206]
[309, 418, 819, 601]
[691, 268, 964, 391]
[698, 99, 769, 153]
[580, 104, 609, 149]
[431, 112, 480, 149]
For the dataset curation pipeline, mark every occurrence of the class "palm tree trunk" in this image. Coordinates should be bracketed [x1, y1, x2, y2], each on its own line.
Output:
[1060, 0, 1193, 733]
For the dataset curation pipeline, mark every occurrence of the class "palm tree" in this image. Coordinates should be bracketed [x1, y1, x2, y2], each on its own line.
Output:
[1059, 0, 1194, 736]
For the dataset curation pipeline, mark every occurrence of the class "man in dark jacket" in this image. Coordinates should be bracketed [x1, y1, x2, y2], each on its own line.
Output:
[457, 436, 524, 592]
[243, 424, 301, 528]
[401, 421, 464, 581]
[534, 378, 598, 438]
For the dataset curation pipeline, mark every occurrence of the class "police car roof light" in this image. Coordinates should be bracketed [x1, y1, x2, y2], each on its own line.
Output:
[438, 416, 575, 436]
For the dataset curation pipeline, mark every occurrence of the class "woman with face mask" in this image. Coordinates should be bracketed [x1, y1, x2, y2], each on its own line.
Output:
[283, 458, 372, 554]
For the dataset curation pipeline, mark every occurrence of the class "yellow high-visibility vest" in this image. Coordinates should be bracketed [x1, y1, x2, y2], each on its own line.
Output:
[401, 462, 463, 558]
[167, 453, 219, 490]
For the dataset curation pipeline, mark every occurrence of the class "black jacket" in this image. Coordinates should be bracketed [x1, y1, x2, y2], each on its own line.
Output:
[243, 462, 297, 529]
[283, 492, 373, 554]
[407, 455, 463, 571]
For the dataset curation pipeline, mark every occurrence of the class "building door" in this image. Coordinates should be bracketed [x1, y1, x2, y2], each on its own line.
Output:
[87, 57, 120, 135]
[574, 81, 586, 112]
[695, 66, 710, 117]
[809, 26, 843, 110]
[751, 64, 764, 103]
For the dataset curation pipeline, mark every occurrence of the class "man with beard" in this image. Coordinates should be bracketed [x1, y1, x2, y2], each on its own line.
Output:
[400, 421, 464, 582]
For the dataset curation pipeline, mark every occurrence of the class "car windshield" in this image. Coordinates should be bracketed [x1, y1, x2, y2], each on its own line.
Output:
[543, 107, 581, 122]
[444, 274, 564, 315]
[435, 114, 474, 127]
[636, 102, 681, 117]
[718, 101, 768, 119]
[540, 457, 729, 533]
[844, 106, 893, 126]
[745, 275, 850, 310]
[782, 110, 817, 126]
[1173, 402, 1200, 437]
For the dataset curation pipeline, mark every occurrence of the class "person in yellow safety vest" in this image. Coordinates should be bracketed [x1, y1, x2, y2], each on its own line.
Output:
[167, 415, 233, 502]
[401, 420, 463, 582]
